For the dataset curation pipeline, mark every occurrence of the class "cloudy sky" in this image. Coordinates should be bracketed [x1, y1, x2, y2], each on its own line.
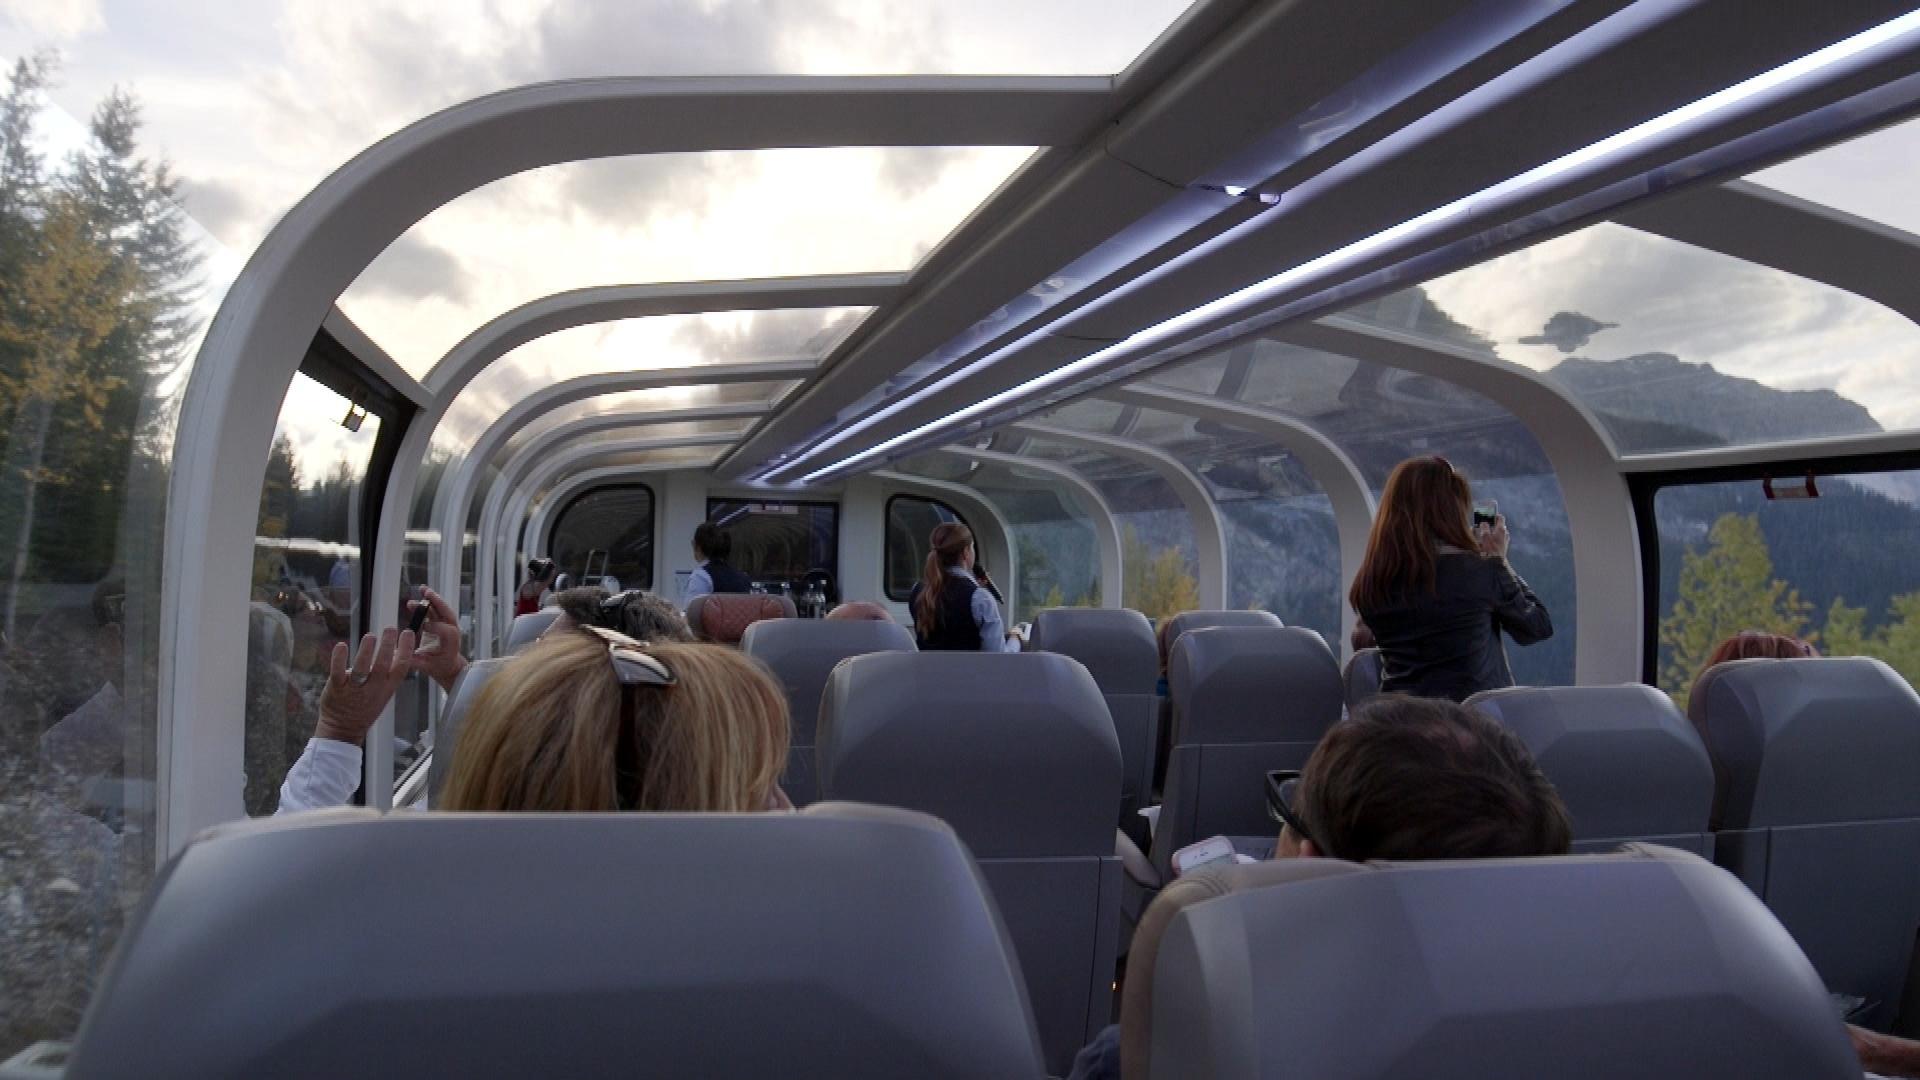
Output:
[8, 0, 1920, 490]
[0, 0, 1193, 478]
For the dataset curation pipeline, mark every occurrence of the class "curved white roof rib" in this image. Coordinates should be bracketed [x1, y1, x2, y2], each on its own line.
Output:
[1099, 384, 1375, 659]
[1009, 421, 1229, 609]
[162, 75, 1105, 842]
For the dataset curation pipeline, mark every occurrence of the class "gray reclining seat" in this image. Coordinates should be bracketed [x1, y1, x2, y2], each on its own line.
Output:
[502, 608, 561, 653]
[1154, 625, 1341, 879]
[740, 616, 916, 806]
[64, 804, 1045, 1080]
[1690, 656, 1920, 1031]
[425, 657, 508, 804]
[1466, 684, 1715, 856]
[1153, 610, 1284, 792]
[817, 651, 1122, 1076]
[1120, 845, 1860, 1079]
[1028, 607, 1160, 832]
[1342, 646, 1383, 707]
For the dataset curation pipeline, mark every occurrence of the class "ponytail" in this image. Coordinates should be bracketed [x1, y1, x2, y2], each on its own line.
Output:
[914, 523, 974, 639]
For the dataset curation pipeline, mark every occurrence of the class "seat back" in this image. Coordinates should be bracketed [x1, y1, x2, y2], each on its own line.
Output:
[426, 657, 508, 804]
[1029, 607, 1160, 828]
[817, 651, 1123, 1075]
[1155, 626, 1341, 877]
[503, 608, 561, 653]
[65, 804, 1045, 1080]
[686, 593, 795, 645]
[1690, 656, 1920, 1029]
[740, 617, 916, 805]
[1121, 846, 1859, 1080]
[1342, 646, 1383, 707]
[1466, 684, 1714, 856]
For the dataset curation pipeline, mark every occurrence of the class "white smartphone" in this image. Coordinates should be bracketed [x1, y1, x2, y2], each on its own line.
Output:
[1171, 835, 1238, 877]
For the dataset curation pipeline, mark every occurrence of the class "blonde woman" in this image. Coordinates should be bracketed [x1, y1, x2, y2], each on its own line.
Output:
[441, 628, 792, 814]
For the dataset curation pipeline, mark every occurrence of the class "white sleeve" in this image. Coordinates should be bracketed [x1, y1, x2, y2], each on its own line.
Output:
[275, 738, 364, 815]
[682, 566, 714, 604]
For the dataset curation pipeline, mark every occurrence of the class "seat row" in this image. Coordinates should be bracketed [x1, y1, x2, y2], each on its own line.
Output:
[63, 807, 1866, 1079]
[484, 606, 1920, 1042]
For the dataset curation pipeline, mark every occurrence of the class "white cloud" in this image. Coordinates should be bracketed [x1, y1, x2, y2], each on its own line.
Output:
[0, 0, 103, 39]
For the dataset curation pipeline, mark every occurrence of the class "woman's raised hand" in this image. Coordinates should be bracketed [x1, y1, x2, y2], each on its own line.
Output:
[315, 627, 417, 746]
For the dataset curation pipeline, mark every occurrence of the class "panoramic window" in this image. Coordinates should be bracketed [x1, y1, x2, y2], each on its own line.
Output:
[885, 495, 969, 602]
[247, 370, 386, 817]
[548, 485, 657, 593]
[703, 499, 840, 596]
[0, 59, 231, 1055]
[1349, 225, 1920, 455]
[1648, 467, 1920, 708]
[1012, 426, 1201, 623]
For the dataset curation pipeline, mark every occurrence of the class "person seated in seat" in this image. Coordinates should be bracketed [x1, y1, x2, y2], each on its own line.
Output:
[825, 600, 894, 622]
[552, 586, 694, 644]
[270, 588, 787, 807]
[908, 522, 1018, 652]
[683, 521, 751, 604]
[275, 585, 700, 813]
[1068, 695, 1571, 1080]
[1352, 456, 1552, 702]
[1701, 629, 1818, 669]
[440, 629, 791, 813]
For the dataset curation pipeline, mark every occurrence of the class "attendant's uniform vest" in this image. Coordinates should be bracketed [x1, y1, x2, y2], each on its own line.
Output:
[706, 559, 753, 594]
[908, 573, 984, 651]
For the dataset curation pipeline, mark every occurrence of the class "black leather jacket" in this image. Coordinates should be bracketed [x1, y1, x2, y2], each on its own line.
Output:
[1359, 551, 1553, 702]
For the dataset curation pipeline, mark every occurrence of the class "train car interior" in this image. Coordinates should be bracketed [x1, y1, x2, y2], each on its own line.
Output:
[4, 1, 1920, 1076]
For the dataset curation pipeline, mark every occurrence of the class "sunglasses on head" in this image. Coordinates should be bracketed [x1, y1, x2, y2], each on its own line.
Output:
[576, 624, 676, 810]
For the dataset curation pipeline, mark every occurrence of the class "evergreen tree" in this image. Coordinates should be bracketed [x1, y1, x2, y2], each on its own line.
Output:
[0, 57, 202, 632]
[1660, 513, 1811, 706]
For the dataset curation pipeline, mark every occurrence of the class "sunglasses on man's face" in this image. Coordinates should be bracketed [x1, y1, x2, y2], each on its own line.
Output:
[1266, 769, 1322, 853]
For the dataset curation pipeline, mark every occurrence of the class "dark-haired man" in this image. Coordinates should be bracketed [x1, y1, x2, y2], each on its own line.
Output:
[1067, 695, 1572, 1080]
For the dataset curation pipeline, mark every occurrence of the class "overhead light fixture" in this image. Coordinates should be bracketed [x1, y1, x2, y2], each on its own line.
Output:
[799, 8, 1920, 484]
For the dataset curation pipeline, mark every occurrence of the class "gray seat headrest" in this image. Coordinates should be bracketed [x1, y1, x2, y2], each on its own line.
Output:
[1466, 684, 1712, 842]
[1028, 608, 1157, 695]
[66, 804, 1045, 1080]
[817, 651, 1121, 856]
[740, 618, 916, 743]
[1690, 655, 1920, 828]
[1127, 846, 1858, 1079]
[426, 657, 509, 803]
[1169, 626, 1342, 743]
[503, 609, 561, 653]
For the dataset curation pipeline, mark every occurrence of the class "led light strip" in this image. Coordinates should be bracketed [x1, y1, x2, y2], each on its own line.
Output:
[799, 8, 1920, 484]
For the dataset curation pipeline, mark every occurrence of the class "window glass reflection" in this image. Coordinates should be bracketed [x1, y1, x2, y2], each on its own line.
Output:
[0, 61, 228, 1057]
[549, 485, 657, 592]
[247, 372, 383, 816]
